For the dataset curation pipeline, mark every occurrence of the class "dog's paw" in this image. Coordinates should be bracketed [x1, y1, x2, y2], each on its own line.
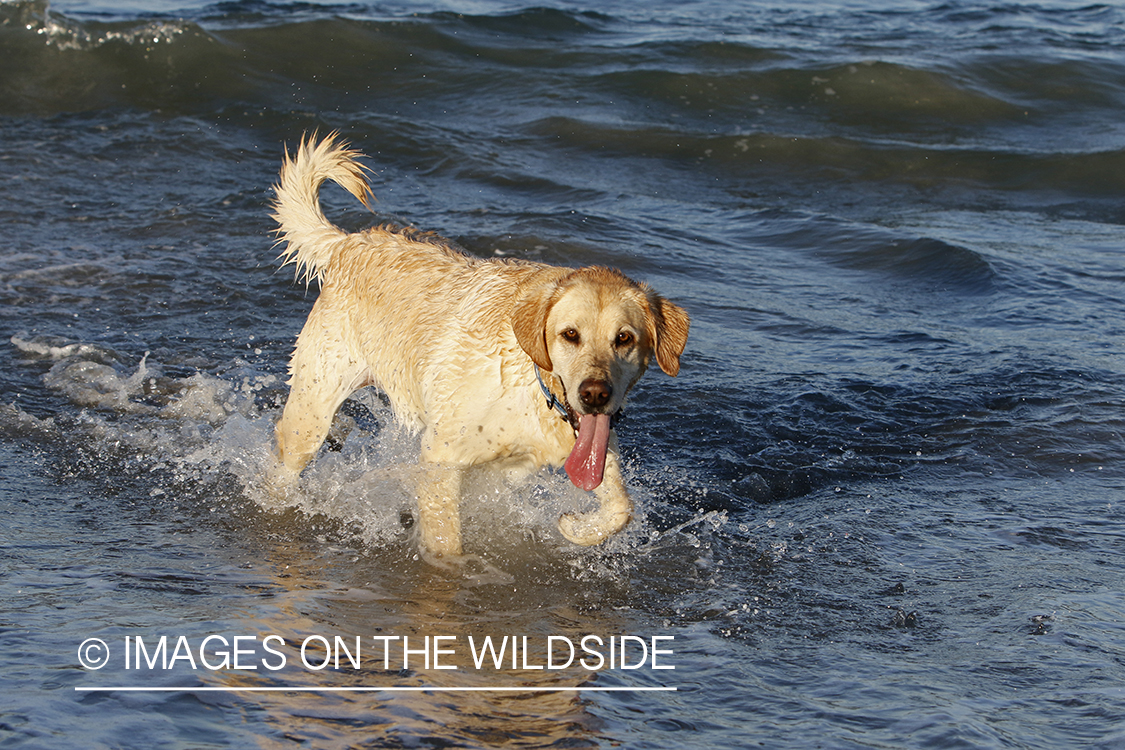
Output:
[418, 532, 463, 559]
[558, 510, 630, 546]
[259, 464, 300, 510]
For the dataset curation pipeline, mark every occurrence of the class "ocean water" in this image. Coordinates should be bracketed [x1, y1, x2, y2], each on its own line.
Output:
[1, 0, 1123, 747]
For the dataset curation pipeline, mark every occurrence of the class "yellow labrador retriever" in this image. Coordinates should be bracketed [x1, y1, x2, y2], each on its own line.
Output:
[269, 134, 689, 557]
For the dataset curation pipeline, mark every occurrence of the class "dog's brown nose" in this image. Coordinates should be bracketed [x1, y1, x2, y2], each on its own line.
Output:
[578, 378, 613, 410]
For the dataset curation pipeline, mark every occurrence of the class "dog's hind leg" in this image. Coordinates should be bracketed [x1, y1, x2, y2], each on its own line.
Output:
[272, 332, 369, 491]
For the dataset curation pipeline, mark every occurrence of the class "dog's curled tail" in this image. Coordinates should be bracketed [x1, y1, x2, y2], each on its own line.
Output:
[272, 132, 373, 285]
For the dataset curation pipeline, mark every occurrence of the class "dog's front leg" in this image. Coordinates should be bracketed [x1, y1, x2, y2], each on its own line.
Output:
[415, 462, 465, 557]
[557, 450, 633, 546]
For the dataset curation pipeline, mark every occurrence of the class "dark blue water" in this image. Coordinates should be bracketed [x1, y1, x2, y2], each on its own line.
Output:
[2, 1, 1123, 747]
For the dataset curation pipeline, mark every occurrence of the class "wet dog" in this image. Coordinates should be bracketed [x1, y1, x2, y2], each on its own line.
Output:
[268, 134, 689, 556]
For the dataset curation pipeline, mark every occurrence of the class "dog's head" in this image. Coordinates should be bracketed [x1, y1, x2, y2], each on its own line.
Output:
[512, 267, 690, 419]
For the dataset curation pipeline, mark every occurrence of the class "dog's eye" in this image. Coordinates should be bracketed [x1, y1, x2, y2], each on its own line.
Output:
[615, 331, 634, 347]
[561, 328, 580, 343]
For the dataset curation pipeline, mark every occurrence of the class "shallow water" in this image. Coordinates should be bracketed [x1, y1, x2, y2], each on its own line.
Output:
[1, 0, 1124, 747]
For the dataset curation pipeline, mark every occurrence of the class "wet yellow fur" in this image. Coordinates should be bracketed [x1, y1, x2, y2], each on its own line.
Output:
[269, 133, 690, 557]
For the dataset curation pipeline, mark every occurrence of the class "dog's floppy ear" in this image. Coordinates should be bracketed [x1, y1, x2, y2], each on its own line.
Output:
[645, 290, 690, 376]
[512, 279, 559, 371]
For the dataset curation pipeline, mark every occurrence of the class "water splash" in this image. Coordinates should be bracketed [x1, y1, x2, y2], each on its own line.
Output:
[9, 334, 728, 574]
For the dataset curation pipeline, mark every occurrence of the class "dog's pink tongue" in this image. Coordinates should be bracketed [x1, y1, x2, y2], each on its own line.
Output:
[565, 413, 611, 491]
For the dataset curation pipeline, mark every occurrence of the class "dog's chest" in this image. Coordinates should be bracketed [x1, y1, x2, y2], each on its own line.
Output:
[420, 379, 575, 470]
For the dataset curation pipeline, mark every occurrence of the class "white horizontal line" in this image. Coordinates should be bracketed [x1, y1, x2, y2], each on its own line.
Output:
[75, 686, 676, 693]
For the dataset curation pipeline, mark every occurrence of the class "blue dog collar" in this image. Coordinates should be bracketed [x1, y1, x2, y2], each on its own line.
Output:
[535, 365, 572, 422]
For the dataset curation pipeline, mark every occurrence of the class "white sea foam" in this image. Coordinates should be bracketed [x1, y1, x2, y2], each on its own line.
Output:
[11, 334, 110, 361]
[13, 0, 189, 52]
